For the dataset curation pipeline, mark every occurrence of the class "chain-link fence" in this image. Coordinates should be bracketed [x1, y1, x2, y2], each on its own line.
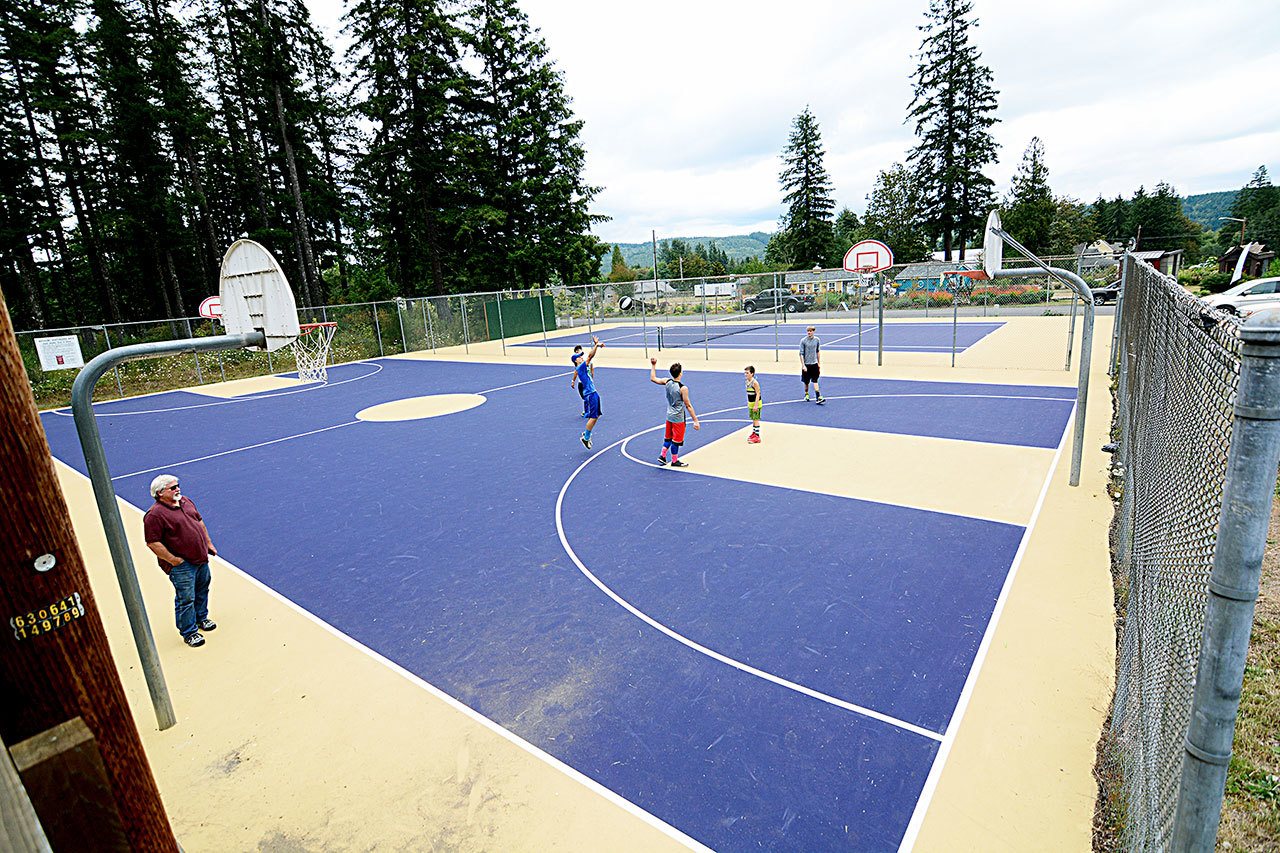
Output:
[1107, 255, 1243, 849]
[17, 257, 1114, 409]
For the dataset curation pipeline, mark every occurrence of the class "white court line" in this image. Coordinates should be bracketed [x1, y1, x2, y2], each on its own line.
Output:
[895, 408, 1071, 852]
[50, 361, 384, 417]
[556, 413, 944, 743]
[57, 462, 709, 853]
[476, 370, 576, 395]
[110, 420, 362, 480]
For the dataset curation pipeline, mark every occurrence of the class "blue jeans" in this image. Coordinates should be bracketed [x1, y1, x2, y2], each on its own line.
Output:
[170, 561, 211, 638]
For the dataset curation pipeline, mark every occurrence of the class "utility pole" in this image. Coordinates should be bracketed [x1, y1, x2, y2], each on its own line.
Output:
[0, 294, 177, 850]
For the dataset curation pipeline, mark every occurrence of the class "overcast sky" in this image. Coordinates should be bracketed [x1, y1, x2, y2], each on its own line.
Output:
[308, 0, 1280, 244]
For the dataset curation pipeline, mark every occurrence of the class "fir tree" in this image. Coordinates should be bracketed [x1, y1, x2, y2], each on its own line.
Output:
[1001, 137, 1054, 254]
[907, 0, 999, 260]
[346, 0, 465, 297]
[607, 245, 636, 282]
[459, 0, 602, 289]
[863, 164, 930, 263]
[775, 107, 837, 268]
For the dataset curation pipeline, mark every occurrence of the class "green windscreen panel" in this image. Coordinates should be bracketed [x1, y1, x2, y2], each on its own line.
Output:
[484, 295, 556, 339]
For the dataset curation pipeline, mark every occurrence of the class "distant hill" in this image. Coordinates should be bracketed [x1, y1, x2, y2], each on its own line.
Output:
[601, 232, 772, 275]
[1182, 191, 1237, 229]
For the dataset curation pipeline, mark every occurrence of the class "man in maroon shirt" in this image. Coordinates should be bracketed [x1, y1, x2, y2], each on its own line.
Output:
[144, 474, 219, 648]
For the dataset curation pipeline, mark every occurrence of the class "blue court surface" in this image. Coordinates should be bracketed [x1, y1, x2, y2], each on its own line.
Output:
[42, 358, 1075, 850]
[518, 320, 1004, 353]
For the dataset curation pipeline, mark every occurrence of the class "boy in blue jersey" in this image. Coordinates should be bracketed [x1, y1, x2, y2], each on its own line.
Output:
[570, 344, 596, 418]
[573, 336, 604, 448]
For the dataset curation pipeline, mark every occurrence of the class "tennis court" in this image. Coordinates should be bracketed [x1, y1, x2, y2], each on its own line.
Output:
[43, 354, 1078, 850]
[517, 319, 1004, 353]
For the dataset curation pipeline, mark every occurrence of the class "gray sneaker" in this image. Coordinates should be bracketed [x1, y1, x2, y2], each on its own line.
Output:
[184, 632, 205, 648]
[198, 618, 217, 632]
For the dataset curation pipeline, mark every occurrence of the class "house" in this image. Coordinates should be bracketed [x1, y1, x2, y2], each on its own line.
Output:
[693, 280, 738, 298]
[1131, 249, 1183, 277]
[1219, 244, 1275, 279]
[893, 262, 979, 292]
[1072, 241, 1122, 272]
[929, 248, 984, 265]
[633, 279, 674, 298]
[783, 269, 854, 295]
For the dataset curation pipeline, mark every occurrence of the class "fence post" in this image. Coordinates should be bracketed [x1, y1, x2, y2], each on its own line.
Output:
[1170, 314, 1280, 851]
[877, 272, 885, 366]
[372, 304, 384, 357]
[951, 276, 959, 368]
[184, 318, 203, 384]
[537, 291, 549, 356]
[101, 326, 124, 397]
[461, 296, 470, 354]
[857, 292, 863, 365]
[702, 284, 709, 360]
[423, 299, 436, 353]
[397, 299, 408, 353]
[1110, 254, 1128, 376]
[495, 291, 507, 355]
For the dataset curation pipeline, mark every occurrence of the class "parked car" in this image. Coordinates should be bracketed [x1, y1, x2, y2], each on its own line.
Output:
[1090, 280, 1121, 304]
[1203, 276, 1280, 315]
[1238, 299, 1280, 320]
[742, 288, 814, 314]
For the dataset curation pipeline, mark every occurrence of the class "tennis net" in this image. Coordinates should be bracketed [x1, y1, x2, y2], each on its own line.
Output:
[656, 308, 778, 349]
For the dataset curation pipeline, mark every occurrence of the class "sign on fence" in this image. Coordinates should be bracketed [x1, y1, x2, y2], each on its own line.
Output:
[34, 335, 85, 371]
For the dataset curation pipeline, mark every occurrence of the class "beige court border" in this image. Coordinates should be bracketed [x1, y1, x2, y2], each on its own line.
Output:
[55, 464, 701, 852]
[58, 315, 1114, 850]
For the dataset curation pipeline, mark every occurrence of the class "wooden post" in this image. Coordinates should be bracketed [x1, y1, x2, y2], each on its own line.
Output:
[0, 294, 177, 849]
[1, 729, 51, 852]
[11, 718, 129, 851]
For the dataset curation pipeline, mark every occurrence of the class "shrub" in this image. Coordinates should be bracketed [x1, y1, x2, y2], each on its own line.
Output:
[1201, 272, 1234, 293]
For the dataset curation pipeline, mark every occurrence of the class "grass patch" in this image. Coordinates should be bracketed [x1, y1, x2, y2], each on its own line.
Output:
[1218, 573, 1280, 850]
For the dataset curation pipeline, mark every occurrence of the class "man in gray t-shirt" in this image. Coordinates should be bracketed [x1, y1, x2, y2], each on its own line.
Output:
[649, 358, 700, 467]
[799, 326, 825, 404]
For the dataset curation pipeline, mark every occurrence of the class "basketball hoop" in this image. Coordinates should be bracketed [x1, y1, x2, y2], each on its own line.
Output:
[292, 322, 337, 383]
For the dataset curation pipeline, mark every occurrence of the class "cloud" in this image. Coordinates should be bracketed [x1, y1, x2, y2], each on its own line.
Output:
[306, 0, 1280, 242]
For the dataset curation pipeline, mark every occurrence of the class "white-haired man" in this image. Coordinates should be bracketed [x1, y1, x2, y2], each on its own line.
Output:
[143, 474, 218, 648]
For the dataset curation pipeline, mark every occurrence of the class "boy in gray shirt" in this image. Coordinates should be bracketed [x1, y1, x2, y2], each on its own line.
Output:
[800, 326, 825, 404]
[649, 358, 701, 467]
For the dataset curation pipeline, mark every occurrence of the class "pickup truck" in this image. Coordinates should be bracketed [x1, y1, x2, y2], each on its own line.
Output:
[742, 288, 815, 314]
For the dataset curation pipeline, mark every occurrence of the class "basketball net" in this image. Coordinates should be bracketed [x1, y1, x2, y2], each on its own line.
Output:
[292, 322, 337, 383]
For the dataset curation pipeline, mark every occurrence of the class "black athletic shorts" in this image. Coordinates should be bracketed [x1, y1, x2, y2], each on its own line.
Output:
[802, 363, 820, 382]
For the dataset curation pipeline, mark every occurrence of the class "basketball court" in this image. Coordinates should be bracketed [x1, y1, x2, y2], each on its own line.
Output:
[38, 234, 1116, 851]
[41, 343, 1115, 850]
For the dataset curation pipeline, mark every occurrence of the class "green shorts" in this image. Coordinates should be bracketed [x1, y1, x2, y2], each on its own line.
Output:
[748, 402, 763, 420]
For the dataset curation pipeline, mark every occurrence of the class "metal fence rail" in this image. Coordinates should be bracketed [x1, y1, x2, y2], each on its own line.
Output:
[16, 259, 1108, 410]
[1108, 255, 1244, 849]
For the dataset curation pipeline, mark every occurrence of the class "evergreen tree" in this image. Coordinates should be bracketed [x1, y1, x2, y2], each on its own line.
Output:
[1045, 198, 1096, 256]
[907, 0, 999, 260]
[1000, 137, 1054, 254]
[456, 0, 602, 289]
[346, 0, 465, 298]
[862, 164, 930, 263]
[774, 106, 837, 268]
[1221, 166, 1280, 252]
[607, 245, 636, 282]
[833, 208, 863, 252]
[90, 0, 191, 320]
